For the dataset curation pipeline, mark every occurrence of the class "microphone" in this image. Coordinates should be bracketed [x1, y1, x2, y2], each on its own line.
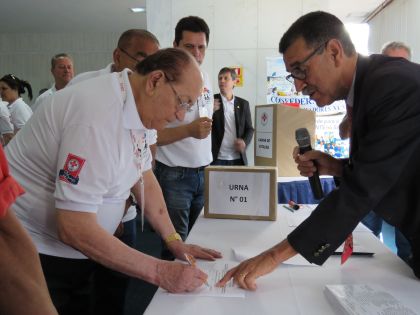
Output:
[295, 128, 324, 200]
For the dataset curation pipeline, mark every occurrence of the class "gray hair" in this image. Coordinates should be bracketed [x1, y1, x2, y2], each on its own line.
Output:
[381, 41, 411, 60]
[51, 53, 73, 69]
[135, 48, 195, 83]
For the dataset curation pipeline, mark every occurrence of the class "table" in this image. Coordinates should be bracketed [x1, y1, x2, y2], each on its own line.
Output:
[278, 176, 336, 204]
[145, 205, 420, 315]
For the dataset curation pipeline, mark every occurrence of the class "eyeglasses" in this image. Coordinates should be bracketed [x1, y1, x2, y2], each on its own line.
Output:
[164, 74, 194, 112]
[286, 40, 329, 84]
[118, 46, 148, 63]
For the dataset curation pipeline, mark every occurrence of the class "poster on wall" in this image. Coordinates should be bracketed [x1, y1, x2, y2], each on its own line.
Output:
[266, 56, 349, 158]
[315, 114, 349, 158]
[231, 66, 244, 87]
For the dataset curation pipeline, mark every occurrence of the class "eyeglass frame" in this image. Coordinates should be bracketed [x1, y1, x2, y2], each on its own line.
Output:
[286, 40, 329, 84]
[118, 46, 148, 63]
[163, 74, 195, 112]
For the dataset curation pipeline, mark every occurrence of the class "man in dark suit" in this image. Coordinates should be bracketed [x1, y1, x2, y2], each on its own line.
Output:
[212, 67, 254, 165]
[218, 11, 420, 290]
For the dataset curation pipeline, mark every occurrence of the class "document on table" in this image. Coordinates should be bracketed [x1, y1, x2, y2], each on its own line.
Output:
[167, 261, 245, 298]
[324, 284, 418, 315]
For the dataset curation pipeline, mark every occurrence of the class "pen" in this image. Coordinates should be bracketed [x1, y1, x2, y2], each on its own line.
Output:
[184, 253, 210, 287]
[282, 205, 294, 212]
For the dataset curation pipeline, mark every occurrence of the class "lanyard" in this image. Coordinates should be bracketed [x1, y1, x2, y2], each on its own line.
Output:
[118, 72, 146, 232]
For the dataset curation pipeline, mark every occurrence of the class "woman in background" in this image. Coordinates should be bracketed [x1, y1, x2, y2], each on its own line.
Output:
[0, 99, 14, 145]
[0, 74, 33, 134]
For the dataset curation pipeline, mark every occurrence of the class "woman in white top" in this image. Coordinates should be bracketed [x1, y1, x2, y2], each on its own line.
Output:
[0, 100, 14, 145]
[0, 74, 33, 135]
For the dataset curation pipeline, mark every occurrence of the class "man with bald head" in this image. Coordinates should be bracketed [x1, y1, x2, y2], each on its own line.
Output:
[7, 48, 221, 314]
[69, 29, 160, 314]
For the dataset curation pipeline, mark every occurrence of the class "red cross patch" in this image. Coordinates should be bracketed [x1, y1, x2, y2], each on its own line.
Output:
[59, 153, 86, 185]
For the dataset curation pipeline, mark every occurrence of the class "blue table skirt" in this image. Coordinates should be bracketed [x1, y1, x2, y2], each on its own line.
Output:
[278, 177, 336, 204]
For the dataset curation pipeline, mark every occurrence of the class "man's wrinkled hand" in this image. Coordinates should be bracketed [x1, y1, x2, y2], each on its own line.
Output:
[156, 260, 208, 293]
[167, 241, 222, 261]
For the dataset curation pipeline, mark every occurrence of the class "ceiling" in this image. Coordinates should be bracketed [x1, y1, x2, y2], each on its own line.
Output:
[0, 0, 385, 34]
[0, 0, 147, 33]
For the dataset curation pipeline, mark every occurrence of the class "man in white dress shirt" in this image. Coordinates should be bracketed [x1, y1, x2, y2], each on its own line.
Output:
[69, 28, 161, 314]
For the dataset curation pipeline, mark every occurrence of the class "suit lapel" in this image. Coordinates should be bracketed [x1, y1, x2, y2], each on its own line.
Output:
[233, 97, 241, 135]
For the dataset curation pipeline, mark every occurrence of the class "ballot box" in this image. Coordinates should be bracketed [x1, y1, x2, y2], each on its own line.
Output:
[254, 104, 316, 176]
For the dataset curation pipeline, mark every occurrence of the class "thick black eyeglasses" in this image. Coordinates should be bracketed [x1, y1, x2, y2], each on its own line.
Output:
[286, 40, 329, 83]
[164, 74, 194, 112]
[118, 46, 148, 63]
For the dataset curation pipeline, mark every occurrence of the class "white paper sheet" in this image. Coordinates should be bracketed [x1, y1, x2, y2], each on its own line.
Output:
[167, 261, 245, 298]
[232, 246, 317, 267]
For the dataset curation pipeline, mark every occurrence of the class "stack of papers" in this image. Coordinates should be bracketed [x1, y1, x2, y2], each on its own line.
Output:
[324, 284, 418, 314]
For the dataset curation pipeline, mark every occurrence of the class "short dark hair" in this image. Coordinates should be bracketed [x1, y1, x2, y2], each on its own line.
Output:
[381, 41, 412, 60]
[279, 11, 355, 57]
[135, 48, 195, 82]
[0, 74, 33, 100]
[118, 29, 160, 50]
[174, 16, 210, 45]
[51, 53, 73, 69]
[218, 67, 237, 81]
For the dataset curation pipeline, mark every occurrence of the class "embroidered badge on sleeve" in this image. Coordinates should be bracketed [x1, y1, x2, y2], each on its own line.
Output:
[59, 153, 86, 185]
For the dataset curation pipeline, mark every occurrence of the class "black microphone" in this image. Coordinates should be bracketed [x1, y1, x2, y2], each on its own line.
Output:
[295, 128, 324, 200]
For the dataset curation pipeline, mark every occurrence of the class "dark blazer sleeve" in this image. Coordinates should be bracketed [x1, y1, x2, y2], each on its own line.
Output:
[288, 56, 420, 265]
[234, 97, 254, 165]
[237, 98, 254, 146]
[211, 94, 224, 162]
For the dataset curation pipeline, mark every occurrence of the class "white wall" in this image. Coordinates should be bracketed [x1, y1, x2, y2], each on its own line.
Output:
[0, 32, 120, 103]
[147, 0, 337, 165]
[369, 0, 419, 62]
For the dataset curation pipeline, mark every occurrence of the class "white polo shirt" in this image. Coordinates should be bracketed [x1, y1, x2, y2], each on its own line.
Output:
[7, 98, 32, 130]
[70, 63, 157, 222]
[0, 101, 14, 135]
[6, 70, 151, 259]
[156, 71, 213, 168]
[31, 84, 57, 113]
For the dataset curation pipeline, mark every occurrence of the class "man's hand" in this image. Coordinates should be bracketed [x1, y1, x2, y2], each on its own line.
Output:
[167, 240, 222, 261]
[234, 138, 246, 153]
[187, 117, 212, 139]
[216, 239, 296, 291]
[292, 146, 343, 177]
[155, 260, 208, 293]
[216, 249, 280, 291]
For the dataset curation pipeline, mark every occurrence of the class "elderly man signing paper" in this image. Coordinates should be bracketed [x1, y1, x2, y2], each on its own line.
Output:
[6, 48, 221, 314]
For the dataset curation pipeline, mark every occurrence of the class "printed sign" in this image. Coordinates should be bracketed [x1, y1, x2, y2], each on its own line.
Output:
[231, 66, 243, 87]
[204, 166, 277, 221]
